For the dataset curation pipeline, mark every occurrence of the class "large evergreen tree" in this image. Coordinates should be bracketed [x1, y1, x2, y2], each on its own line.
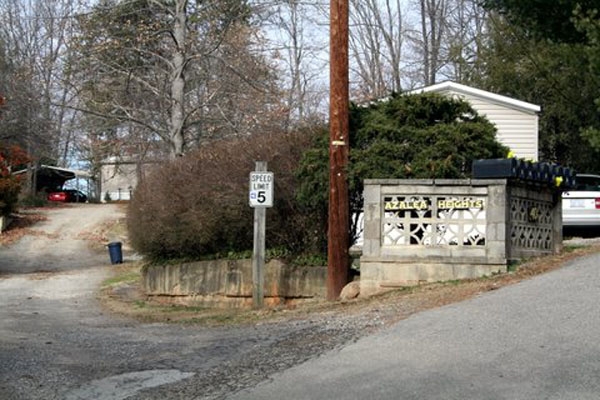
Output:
[482, 0, 599, 43]
[296, 93, 508, 245]
[476, 2, 600, 172]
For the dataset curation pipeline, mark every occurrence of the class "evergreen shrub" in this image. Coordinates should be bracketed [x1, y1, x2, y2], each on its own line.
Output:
[296, 93, 509, 244]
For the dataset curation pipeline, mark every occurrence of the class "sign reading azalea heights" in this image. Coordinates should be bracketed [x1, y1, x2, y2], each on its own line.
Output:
[384, 198, 485, 211]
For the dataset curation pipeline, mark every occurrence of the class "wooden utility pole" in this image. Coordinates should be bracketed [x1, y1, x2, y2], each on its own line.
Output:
[328, 0, 350, 300]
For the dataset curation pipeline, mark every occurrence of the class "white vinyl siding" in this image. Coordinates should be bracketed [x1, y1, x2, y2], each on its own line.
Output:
[427, 86, 539, 161]
[452, 92, 538, 161]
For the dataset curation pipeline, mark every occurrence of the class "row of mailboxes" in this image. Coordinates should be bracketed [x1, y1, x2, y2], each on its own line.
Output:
[472, 158, 575, 188]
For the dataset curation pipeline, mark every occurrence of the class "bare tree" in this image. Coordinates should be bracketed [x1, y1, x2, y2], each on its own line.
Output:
[441, 0, 490, 83]
[0, 0, 83, 196]
[405, 0, 490, 87]
[164, 0, 187, 158]
[349, 0, 405, 100]
[261, 0, 328, 126]
[73, 0, 281, 160]
[415, 0, 449, 85]
[0, 0, 78, 164]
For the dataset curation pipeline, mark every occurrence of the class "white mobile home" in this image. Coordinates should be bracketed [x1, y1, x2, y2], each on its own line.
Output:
[409, 81, 541, 161]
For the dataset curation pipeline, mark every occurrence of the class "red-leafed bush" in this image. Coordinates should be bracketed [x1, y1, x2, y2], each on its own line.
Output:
[0, 144, 29, 216]
[127, 128, 325, 261]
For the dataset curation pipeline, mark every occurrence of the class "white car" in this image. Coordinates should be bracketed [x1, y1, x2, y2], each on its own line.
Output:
[562, 174, 600, 227]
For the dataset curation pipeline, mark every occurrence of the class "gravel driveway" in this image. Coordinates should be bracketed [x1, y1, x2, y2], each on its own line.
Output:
[0, 204, 385, 400]
[0, 204, 123, 275]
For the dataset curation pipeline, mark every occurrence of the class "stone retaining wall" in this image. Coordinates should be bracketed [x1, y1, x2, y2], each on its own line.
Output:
[143, 259, 327, 308]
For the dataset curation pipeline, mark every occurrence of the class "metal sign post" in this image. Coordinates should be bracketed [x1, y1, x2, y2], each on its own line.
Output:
[249, 161, 273, 308]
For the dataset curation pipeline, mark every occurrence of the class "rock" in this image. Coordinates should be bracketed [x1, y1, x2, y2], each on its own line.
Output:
[340, 281, 360, 301]
[0, 215, 13, 233]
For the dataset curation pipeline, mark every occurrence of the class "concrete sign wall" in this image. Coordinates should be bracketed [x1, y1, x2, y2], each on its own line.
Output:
[360, 179, 562, 296]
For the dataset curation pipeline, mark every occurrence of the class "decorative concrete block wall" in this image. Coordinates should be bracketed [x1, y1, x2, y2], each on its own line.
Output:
[360, 179, 562, 296]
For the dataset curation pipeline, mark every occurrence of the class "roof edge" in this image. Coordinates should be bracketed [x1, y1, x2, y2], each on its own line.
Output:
[11, 165, 91, 178]
[407, 81, 541, 113]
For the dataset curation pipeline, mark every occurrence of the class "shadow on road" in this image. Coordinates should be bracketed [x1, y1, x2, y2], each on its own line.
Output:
[563, 226, 600, 239]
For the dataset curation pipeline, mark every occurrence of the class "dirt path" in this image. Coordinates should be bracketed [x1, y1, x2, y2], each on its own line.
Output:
[0, 204, 125, 275]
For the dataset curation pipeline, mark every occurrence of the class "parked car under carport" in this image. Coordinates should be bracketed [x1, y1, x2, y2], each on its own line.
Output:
[47, 189, 88, 203]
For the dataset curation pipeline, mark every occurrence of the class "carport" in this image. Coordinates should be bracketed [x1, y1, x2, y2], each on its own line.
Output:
[12, 165, 91, 193]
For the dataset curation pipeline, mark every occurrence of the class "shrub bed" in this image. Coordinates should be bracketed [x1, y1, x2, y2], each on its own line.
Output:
[0, 144, 29, 216]
[129, 93, 508, 262]
[128, 128, 326, 261]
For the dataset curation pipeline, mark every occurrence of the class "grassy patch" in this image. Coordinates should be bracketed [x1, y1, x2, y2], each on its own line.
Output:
[159, 305, 209, 313]
[439, 279, 464, 286]
[507, 262, 519, 273]
[102, 271, 141, 288]
[101, 263, 142, 287]
[134, 300, 147, 308]
[181, 314, 240, 325]
[563, 244, 587, 253]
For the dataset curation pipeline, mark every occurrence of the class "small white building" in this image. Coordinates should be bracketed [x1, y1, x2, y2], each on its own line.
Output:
[100, 159, 138, 201]
[100, 157, 159, 202]
[409, 81, 541, 161]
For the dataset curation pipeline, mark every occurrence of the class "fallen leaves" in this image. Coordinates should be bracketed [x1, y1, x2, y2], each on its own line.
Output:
[0, 212, 48, 246]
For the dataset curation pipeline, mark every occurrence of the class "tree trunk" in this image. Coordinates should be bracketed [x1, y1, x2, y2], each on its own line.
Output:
[169, 0, 188, 158]
[420, 0, 431, 85]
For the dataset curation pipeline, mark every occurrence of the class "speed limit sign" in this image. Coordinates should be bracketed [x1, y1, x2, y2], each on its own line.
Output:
[249, 171, 274, 208]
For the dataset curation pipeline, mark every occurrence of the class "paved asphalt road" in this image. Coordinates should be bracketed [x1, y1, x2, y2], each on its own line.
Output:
[230, 252, 600, 400]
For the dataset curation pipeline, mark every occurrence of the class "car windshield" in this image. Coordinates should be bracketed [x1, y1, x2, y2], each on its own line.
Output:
[574, 176, 600, 191]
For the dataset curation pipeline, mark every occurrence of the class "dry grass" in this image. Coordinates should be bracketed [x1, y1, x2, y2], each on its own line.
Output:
[99, 243, 600, 327]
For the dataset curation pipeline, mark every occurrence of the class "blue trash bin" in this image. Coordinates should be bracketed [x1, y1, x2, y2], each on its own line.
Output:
[107, 241, 123, 264]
